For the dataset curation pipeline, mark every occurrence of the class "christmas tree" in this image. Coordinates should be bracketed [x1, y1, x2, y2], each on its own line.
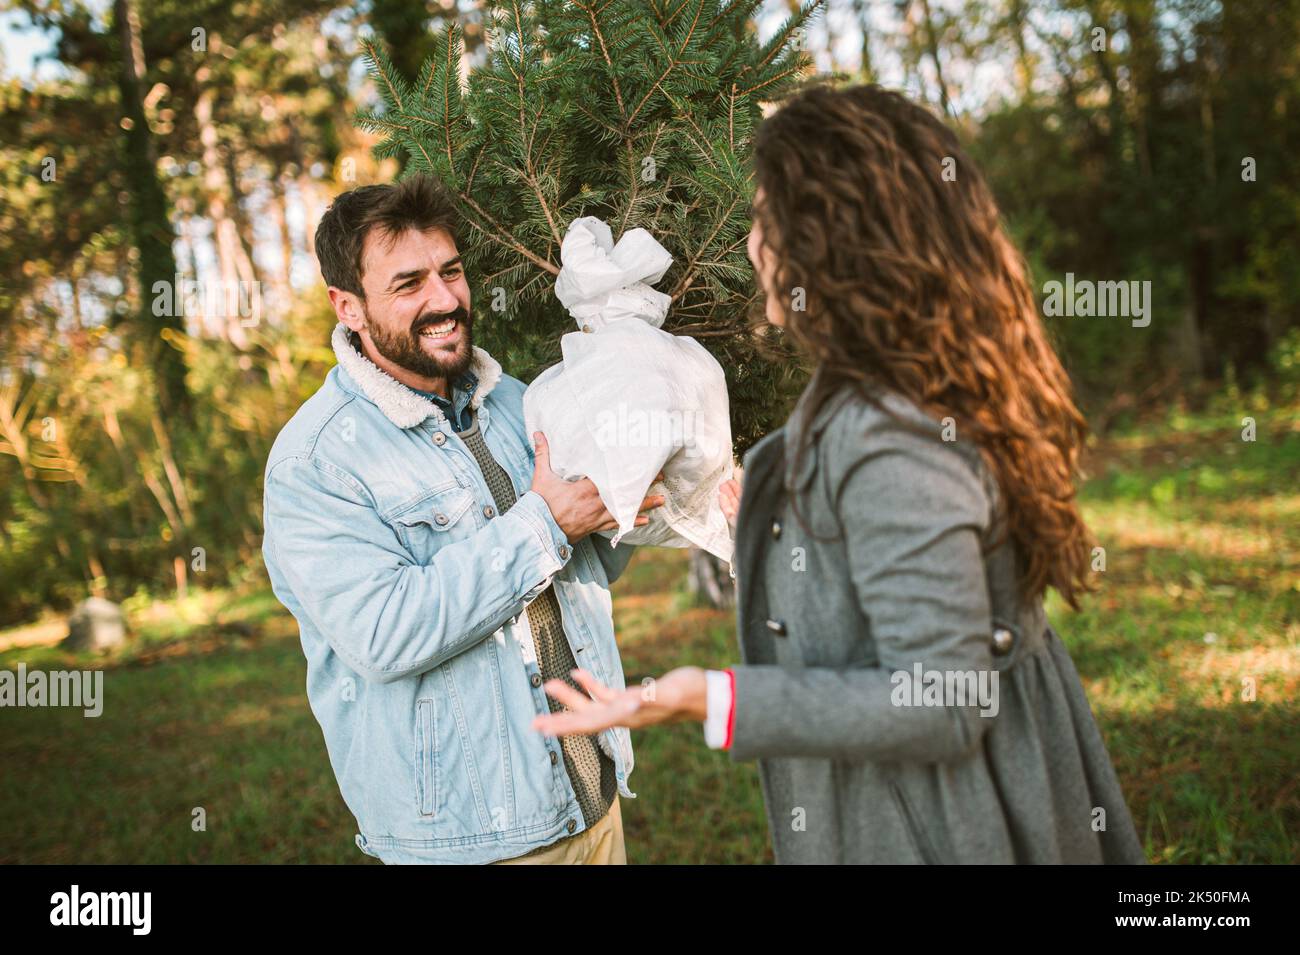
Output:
[356, 0, 823, 458]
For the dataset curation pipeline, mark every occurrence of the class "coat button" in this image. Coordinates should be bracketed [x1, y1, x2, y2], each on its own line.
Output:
[483, 504, 495, 518]
[765, 618, 787, 637]
[550, 750, 558, 765]
[432, 431, 447, 446]
[992, 627, 1015, 656]
[434, 513, 449, 526]
[558, 544, 570, 560]
[530, 673, 542, 688]
[581, 324, 593, 333]
[771, 519, 782, 539]
[566, 818, 578, 834]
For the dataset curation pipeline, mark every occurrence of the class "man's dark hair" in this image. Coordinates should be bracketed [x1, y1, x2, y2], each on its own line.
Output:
[314, 175, 462, 299]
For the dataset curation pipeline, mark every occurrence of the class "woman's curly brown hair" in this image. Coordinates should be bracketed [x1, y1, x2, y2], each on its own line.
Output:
[751, 83, 1093, 609]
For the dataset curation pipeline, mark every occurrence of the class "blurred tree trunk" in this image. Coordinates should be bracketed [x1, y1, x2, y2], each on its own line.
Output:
[272, 166, 295, 295]
[299, 172, 324, 259]
[112, 0, 190, 419]
[916, 0, 952, 116]
[224, 146, 260, 282]
[195, 39, 255, 348]
[687, 548, 735, 609]
[852, 0, 876, 83]
[1006, 0, 1035, 102]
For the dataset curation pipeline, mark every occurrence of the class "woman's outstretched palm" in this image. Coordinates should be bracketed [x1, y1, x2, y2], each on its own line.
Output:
[531, 667, 707, 737]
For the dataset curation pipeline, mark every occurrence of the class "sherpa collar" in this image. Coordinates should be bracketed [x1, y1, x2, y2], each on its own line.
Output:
[330, 322, 504, 429]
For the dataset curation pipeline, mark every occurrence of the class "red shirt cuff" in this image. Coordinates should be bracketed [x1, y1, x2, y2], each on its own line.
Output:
[723, 667, 736, 750]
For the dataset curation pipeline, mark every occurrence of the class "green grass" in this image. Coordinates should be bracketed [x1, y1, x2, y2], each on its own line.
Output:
[1058, 401, 1300, 864]
[2, 400, 1296, 863]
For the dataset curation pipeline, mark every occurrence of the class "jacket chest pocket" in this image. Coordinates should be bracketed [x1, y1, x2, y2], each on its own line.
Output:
[390, 485, 480, 564]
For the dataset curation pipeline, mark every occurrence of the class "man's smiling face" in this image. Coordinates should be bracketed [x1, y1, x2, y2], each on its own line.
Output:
[332, 225, 474, 395]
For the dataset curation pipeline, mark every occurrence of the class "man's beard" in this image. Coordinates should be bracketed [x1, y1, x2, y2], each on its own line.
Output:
[363, 304, 474, 381]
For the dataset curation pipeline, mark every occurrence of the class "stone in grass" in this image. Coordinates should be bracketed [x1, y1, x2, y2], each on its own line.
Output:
[63, 597, 128, 653]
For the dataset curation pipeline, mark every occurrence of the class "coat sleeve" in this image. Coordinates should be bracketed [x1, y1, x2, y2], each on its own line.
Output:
[728, 416, 997, 763]
[262, 453, 572, 683]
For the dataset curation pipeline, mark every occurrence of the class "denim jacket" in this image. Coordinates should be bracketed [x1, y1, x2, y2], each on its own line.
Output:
[262, 323, 637, 864]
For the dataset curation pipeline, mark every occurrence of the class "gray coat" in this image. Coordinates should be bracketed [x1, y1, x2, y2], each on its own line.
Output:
[728, 373, 1147, 864]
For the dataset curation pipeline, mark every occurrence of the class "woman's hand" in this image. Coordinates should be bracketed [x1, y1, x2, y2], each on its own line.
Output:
[531, 666, 708, 737]
[718, 466, 744, 534]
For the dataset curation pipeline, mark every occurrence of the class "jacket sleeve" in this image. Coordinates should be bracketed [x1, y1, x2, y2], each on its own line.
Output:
[728, 417, 996, 763]
[263, 453, 572, 684]
[585, 532, 637, 586]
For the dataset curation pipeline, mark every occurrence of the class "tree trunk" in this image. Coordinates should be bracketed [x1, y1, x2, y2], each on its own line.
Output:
[916, 0, 953, 116]
[195, 44, 257, 348]
[687, 548, 736, 609]
[112, 0, 189, 418]
[272, 166, 295, 299]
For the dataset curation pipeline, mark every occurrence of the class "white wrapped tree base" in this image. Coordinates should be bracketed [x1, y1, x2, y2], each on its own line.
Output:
[523, 216, 735, 563]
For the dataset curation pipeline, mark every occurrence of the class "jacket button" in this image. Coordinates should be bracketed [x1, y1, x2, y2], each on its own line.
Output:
[771, 519, 782, 539]
[432, 431, 447, 446]
[558, 544, 570, 560]
[483, 504, 495, 518]
[550, 750, 558, 765]
[765, 618, 787, 637]
[566, 818, 577, 834]
[581, 324, 593, 333]
[992, 627, 1015, 656]
[433, 513, 449, 526]
[530, 673, 543, 688]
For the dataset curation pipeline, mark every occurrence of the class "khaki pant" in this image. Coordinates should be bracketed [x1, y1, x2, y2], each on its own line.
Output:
[493, 798, 626, 865]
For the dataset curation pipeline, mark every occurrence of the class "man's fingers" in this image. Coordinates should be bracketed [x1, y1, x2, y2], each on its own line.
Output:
[532, 431, 550, 471]
[595, 516, 649, 531]
[638, 494, 665, 512]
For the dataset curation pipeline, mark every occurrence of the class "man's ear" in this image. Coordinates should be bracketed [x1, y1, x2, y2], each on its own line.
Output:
[329, 287, 366, 333]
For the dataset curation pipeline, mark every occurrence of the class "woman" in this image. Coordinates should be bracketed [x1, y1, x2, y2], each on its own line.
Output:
[532, 83, 1146, 864]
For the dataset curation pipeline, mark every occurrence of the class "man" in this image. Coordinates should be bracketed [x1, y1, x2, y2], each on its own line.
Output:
[262, 174, 662, 864]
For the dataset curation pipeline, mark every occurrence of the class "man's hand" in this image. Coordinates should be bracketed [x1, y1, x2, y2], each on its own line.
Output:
[530, 431, 664, 544]
[531, 666, 708, 737]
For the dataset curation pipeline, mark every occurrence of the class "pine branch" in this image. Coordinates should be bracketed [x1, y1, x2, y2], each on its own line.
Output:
[626, 0, 708, 127]
[568, 0, 628, 122]
[352, 0, 819, 446]
[671, 194, 743, 300]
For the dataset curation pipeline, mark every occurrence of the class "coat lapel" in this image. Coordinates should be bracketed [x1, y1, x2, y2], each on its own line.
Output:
[732, 368, 857, 661]
[781, 369, 857, 492]
[733, 427, 786, 662]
